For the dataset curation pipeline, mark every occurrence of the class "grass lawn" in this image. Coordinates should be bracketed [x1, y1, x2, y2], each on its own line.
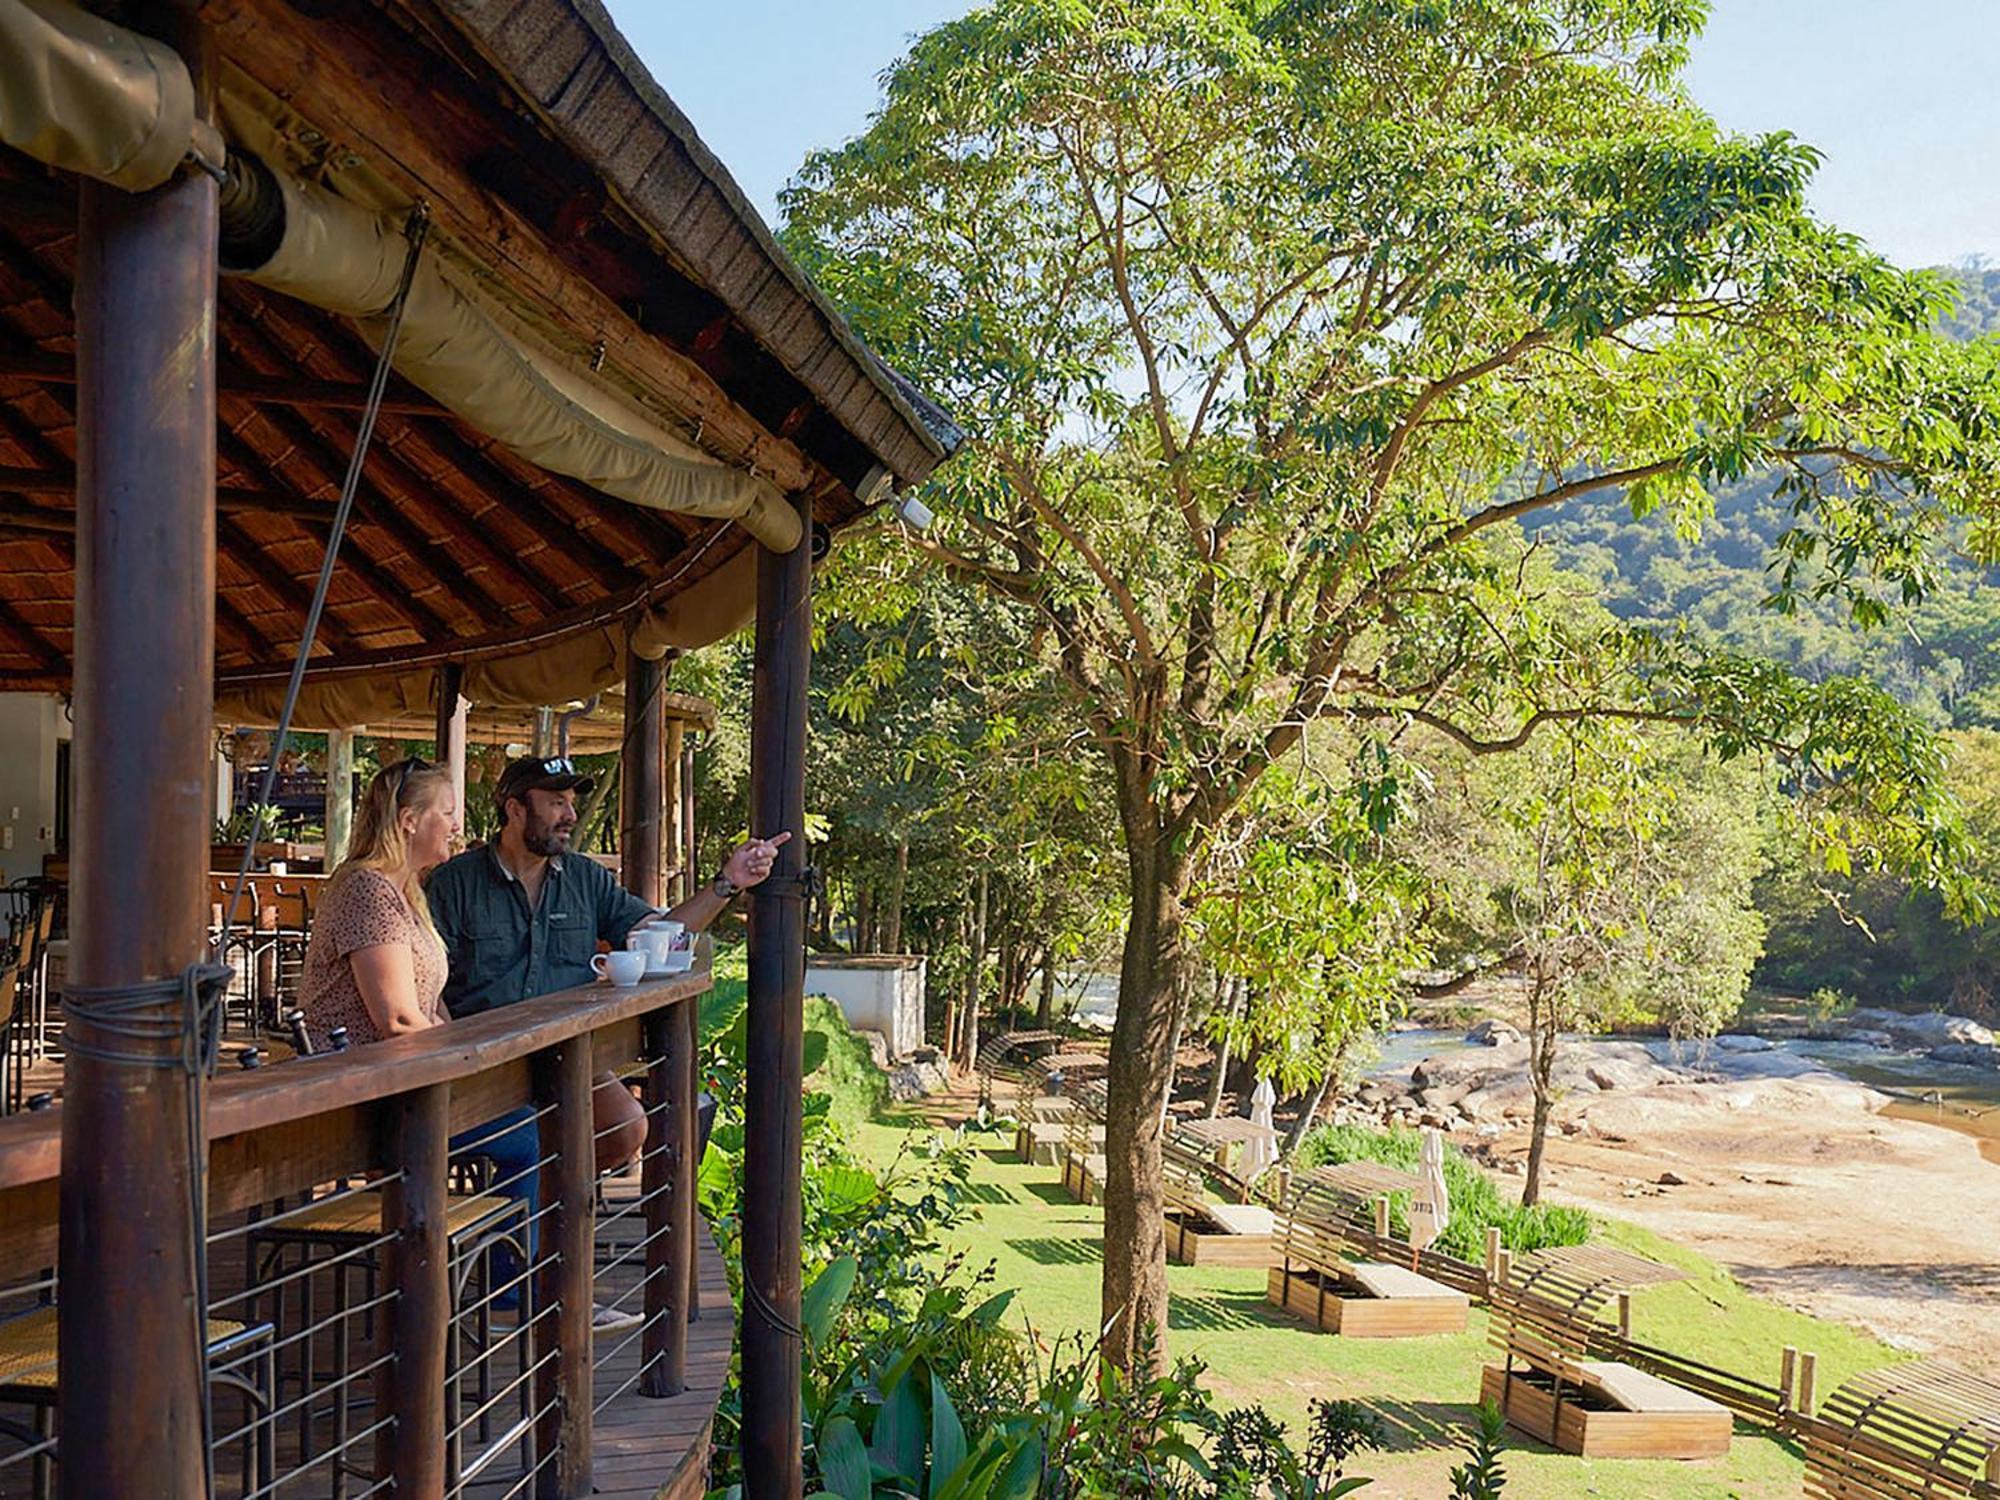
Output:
[846, 1110, 1900, 1500]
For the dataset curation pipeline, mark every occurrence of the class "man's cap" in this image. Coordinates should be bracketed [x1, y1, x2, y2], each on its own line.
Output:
[493, 755, 595, 808]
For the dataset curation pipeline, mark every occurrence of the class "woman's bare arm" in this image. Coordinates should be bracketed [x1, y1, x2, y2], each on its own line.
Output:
[349, 942, 438, 1037]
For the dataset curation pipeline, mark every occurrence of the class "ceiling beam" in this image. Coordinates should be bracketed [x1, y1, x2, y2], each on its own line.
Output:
[197, 0, 822, 496]
[0, 351, 447, 416]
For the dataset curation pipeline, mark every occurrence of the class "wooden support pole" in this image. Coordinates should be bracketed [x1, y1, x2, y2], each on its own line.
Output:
[535, 1040, 596, 1498]
[664, 714, 687, 900]
[742, 492, 811, 1499]
[621, 648, 665, 907]
[1779, 1346, 1797, 1413]
[1494, 1249, 1513, 1288]
[1373, 1196, 1391, 1240]
[641, 1004, 694, 1397]
[1797, 1351, 1818, 1418]
[59, 8, 217, 1489]
[1616, 1291, 1632, 1341]
[435, 664, 467, 826]
[680, 738, 699, 905]
[378, 1083, 451, 1495]
[1485, 1226, 1502, 1278]
[325, 727, 356, 866]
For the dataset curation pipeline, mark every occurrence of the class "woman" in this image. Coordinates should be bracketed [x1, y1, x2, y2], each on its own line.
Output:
[298, 756, 456, 1046]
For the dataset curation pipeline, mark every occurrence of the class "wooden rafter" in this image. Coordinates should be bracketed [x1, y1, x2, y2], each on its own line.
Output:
[0, 351, 446, 416]
[0, 591, 63, 673]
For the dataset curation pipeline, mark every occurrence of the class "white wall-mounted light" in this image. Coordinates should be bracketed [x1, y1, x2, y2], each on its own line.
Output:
[894, 493, 935, 532]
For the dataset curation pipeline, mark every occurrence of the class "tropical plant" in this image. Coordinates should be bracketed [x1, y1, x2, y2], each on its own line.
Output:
[1447, 1403, 1509, 1500]
[1206, 1398, 1386, 1499]
[785, 0, 1998, 1366]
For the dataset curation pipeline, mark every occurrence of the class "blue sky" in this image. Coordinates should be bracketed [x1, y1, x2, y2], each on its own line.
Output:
[614, 0, 2000, 269]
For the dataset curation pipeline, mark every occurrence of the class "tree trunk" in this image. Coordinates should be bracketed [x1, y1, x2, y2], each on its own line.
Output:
[1159, 983, 1188, 1125]
[1036, 948, 1056, 1029]
[1204, 975, 1245, 1119]
[884, 836, 908, 953]
[941, 903, 964, 1066]
[958, 868, 989, 1073]
[1522, 978, 1557, 1207]
[1282, 1070, 1334, 1157]
[855, 882, 875, 954]
[1098, 826, 1185, 1376]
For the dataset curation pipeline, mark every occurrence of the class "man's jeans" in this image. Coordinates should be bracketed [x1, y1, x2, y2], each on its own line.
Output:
[449, 1106, 541, 1309]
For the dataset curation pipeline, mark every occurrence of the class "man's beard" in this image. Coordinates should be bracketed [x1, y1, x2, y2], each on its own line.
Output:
[523, 815, 574, 857]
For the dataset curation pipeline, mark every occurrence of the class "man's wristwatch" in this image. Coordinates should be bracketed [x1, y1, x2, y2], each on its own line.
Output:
[710, 871, 742, 902]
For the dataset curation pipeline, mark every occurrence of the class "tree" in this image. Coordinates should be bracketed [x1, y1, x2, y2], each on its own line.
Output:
[1475, 728, 1765, 1204]
[785, 0, 1997, 1368]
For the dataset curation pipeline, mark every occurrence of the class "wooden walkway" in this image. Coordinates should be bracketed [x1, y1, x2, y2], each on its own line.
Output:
[577, 1183, 732, 1500]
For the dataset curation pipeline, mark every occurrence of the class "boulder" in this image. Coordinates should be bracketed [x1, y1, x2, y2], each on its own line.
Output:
[1657, 1170, 1687, 1187]
[1713, 1034, 1775, 1053]
[1842, 1029, 1897, 1049]
[1930, 1043, 2000, 1071]
[1417, 1079, 1475, 1110]
[1465, 1019, 1524, 1047]
[1583, 1057, 1670, 1092]
[1892, 1013, 1995, 1047]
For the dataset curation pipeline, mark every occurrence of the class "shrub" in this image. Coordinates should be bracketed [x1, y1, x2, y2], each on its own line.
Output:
[1294, 1123, 1592, 1259]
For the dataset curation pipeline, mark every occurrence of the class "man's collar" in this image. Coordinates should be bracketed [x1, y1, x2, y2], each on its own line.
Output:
[486, 842, 561, 884]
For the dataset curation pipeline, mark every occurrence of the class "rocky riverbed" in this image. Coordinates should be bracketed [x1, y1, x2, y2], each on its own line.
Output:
[1342, 1011, 2000, 1365]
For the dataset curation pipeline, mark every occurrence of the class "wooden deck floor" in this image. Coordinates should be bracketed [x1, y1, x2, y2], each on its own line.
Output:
[570, 1179, 732, 1500]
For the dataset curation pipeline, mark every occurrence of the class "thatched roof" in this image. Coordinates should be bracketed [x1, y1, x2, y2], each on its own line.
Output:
[0, 0, 955, 702]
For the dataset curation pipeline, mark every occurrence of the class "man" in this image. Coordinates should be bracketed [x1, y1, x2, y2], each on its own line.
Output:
[427, 753, 788, 1330]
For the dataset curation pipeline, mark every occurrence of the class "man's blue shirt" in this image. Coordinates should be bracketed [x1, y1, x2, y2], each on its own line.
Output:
[426, 844, 656, 1017]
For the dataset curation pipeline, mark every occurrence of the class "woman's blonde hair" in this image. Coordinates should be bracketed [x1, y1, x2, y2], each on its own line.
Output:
[326, 757, 454, 932]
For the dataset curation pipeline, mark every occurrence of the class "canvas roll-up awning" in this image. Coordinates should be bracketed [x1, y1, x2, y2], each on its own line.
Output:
[0, 0, 801, 552]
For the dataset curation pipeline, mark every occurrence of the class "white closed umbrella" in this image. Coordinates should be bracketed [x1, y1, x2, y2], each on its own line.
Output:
[1408, 1127, 1451, 1261]
[1241, 1077, 1279, 1182]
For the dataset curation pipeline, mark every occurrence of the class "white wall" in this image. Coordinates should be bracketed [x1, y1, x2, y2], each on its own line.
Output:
[805, 956, 928, 1057]
[0, 693, 62, 885]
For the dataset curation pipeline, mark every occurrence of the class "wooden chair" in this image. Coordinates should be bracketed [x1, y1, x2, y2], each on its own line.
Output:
[1804, 1360, 2000, 1499]
[0, 1307, 277, 1498]
[245, 1184, 534, 1490]
[1265, 1162, 1469, 1336]
[1160, 1132, 1277, 1267]
[1483, 1243, 1730, 1460]
[0, 945, 28, 1117]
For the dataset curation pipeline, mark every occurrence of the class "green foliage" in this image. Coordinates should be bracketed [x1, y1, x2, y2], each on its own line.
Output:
[1295, 1124, 1593, 1258]
[1808, 985, 1855, 1023]
[1207, 1399, 1386, 1499]
[784, 0, 1996, 1353]
[1447, 1403, 1509, 1500]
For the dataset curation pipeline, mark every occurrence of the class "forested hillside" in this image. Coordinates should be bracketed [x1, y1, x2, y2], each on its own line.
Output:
[1533, 264, 2000, 730]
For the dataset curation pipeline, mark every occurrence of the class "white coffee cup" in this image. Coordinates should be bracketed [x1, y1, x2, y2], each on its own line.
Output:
[626, 922, 684, 976]
[592, 949, 647, 987]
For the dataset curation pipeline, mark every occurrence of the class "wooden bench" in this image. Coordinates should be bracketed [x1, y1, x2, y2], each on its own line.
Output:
[1804, 1360, 2000, 1499]
[1265, 1162, 1468, 1337]
[1160, 1136, 1276, 1267]
[1483, 1243, 1730, 1460]
[976, 1030, 1063, 1113]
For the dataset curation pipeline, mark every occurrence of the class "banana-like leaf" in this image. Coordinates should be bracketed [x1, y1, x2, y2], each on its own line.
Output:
[817, 1416, 872, 1500]
[928, 1373, 966, 1497]
[802, 1256, 859, 1350]
[872, 1369, 926, 1484]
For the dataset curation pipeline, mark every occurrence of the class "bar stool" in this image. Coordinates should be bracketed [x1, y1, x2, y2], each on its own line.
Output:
[245, 1186, 532, 1494]
[0, 1307, 277, 1499]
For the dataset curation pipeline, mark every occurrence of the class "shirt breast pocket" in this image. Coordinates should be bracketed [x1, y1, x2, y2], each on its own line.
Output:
[546, 908, 598, 973]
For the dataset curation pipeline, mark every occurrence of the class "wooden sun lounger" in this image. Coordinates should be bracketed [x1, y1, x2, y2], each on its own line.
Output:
[1058, 1082, 1108, 1203]
[1012, 1093, 1075, 1164]
[1264, 1162, 1468, 1336]
[1803, 1360, 2000, 1499]
[977, 1030, 1065, 1113]
[1483, 1244, 1730, 1460]
[1161, 1137, 1276, 1266]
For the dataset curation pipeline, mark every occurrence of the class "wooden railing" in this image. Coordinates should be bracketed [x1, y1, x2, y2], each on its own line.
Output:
[0, 968, 711, 1499]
